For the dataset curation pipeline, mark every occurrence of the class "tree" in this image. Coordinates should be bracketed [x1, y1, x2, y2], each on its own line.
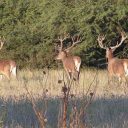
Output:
[0, 0, 128, 68]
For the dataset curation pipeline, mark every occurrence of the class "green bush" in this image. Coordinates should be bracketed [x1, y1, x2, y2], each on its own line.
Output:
[0, 0, 128, 68]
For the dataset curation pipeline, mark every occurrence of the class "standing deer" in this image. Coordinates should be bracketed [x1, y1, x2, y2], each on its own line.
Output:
[0, 36, 17, 80]
[97, 31, 128, 82]
[55, 34, 82, 81]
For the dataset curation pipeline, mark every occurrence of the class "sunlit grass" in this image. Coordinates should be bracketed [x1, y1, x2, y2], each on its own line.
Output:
[0, 69, 128, 128]
[0, 68, 127, 101]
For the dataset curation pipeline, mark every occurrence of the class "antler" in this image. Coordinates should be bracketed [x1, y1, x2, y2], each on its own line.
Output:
[57, 34, 69, 51]
[110, 31, 127, 50]
[0, 36, 5, 50]
[65, 35, 82, 52]
[97, 34, 107, 49]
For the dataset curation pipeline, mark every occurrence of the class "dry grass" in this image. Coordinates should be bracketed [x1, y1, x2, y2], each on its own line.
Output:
[0, 69, 128, 128]
[0, 68, 127, 100]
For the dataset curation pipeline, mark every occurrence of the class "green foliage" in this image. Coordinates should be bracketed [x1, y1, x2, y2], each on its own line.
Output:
[0, 0, 128, 68]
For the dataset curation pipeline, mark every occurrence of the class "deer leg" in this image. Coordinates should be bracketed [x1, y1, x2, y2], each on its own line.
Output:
[124, 77, 127, 86]
[118, 75, 126, 86]
[125, 78, 128, 87]
[6, 72, 10, 80]
[108, 73, 112, 85]
[72, 71, 80, 85]
[123, 65, 128, 86]
[11, 67, 18, 80]
[0, 75, 3, 80]
[124, 63, 128, 76]
[11, 67, 17, 77]
[77, 71, 80, 81]
[120, 76, 128, 86]
[4, 69, 11, 80]
[75, 62, 81, 80]
[75, 63, 80, 72]
[67, 72, 72, 80]
[75, 69, 80, 80]
[118, 77, 122, 85]
[65, 68, 71, 81]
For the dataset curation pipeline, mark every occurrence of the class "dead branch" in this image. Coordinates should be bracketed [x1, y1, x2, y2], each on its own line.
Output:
[24, 84, 47, 128]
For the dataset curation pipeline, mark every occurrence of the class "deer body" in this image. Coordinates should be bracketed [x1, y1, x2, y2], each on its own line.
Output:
[0, 60, 17, 79]
[97, 31, 127, 82]
[106, 48, 125, 79]
[0, 37, 17, 80]
[56, 51, 81, 80]
[55, 34, 82, 80]
[107, 57, 125, 80]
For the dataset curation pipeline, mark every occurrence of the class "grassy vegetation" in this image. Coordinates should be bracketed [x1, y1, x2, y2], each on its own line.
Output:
[0, 69, 127, 99]
[0, 69, 128, 127]
[1, 1, 128, 127]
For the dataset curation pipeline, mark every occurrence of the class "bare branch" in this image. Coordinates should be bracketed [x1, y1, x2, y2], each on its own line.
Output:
[24, 84, 46, 128]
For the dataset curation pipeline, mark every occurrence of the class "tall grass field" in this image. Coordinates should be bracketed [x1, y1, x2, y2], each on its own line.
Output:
[0, 69, 128, 128]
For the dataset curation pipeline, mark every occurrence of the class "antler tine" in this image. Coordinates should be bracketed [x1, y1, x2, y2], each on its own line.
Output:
[77, 35, 82, 43]
[97, 34, 106, 49]
[121, 31, 127, 40]
[57, 34, 69, 51]
[3, 36, 5, 41]
[110, 31, 127, 50]
[0, 42, 4, 49]
[0, 36, 5, 50]
[57, 35, 63, 51]
[65, 35, 82, 52]
[73, 35, 82, 44]
[71, 36, 75, 42]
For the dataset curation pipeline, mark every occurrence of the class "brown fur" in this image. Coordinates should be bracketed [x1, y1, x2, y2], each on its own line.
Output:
[0, 38, 17, 80]
[98, 32, 127, 82]
[56, 51, 81, 80]
[0, 60, 16, 80]
[106, 48, 127, 81]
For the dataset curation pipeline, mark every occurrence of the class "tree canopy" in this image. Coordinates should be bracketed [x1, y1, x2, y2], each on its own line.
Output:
[0, 0, 128, 69]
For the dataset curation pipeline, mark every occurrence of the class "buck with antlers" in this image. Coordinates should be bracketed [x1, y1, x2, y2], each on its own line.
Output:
[97, 31, 128, 82]
[0, 36, 17, 80]
[55, 34, 82, 81]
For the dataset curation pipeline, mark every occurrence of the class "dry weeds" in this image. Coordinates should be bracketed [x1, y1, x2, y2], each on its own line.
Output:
[0, 68, 127, 101]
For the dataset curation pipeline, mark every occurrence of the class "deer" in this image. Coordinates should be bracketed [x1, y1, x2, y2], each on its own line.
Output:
[97, 31, 128, 82]
[0, 36, 17, 80]
[55, 34, 82, 81]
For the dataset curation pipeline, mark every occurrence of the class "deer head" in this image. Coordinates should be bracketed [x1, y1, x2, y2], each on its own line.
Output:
[55, 34, 82, 60]
[97, 31, 127, 59]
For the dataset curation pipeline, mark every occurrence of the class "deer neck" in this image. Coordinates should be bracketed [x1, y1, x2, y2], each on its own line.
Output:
[106, 49, 114, 62]
[107, 53, 114, 62]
